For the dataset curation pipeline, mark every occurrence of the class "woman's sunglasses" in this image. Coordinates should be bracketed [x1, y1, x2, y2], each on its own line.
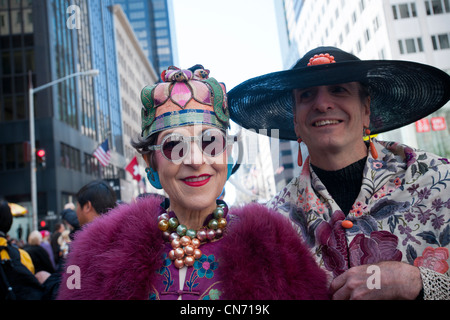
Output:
[148, 129, 236, 163]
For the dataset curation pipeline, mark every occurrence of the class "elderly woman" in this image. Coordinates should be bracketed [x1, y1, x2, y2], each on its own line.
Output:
[228, 47, 450, 300]
[57, 65, 329, 300]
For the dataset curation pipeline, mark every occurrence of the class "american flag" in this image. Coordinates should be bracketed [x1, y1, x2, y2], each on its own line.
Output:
[93, 139, 111, 167]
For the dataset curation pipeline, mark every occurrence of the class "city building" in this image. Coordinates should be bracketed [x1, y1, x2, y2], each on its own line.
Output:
[111, 4, 160, 198]
[274, 0, 450, 187]
[113, 0, 177, 73]
[229, 127, 277, 205]
[0, 0, 162, 235]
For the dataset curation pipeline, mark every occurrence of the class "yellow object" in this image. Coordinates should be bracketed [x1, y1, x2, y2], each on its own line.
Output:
[8, 203, 28, 217]
[0, 237, 35, 274]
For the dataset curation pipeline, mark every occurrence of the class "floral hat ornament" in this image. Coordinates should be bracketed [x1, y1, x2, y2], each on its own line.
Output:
[140, 65, 229, 139]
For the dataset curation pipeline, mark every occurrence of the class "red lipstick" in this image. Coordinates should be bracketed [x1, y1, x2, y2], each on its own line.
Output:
[182, 174, 211, 187]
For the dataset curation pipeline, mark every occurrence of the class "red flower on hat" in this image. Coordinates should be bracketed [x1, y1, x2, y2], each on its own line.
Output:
[414, 246, 449, 274]
[307, 53, 336, 66]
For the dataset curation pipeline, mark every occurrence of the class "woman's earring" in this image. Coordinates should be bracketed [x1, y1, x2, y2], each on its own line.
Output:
[145, 167, 162, 189]
[364, 128, 378, 159]
[297, 138, 303, 167]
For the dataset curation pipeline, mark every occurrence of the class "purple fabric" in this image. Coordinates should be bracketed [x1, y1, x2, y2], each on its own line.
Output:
[57, 197, 329, 300]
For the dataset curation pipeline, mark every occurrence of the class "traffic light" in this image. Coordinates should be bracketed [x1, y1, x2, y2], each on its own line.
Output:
[36, 149, 46, 168]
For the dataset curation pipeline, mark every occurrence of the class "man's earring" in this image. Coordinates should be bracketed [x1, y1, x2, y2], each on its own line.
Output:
[145, 167, 162, 189]
[297, 138, 303, 167]
[364, 128, 378, 159]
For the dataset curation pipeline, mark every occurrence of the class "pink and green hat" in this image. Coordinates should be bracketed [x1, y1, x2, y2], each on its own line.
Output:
[140, 65, 230, 139]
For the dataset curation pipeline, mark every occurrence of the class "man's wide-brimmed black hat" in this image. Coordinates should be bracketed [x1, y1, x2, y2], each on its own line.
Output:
[228, 46, 450, 141]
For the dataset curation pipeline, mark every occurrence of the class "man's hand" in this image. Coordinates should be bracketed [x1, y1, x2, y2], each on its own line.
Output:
[330, 261, 422, 300]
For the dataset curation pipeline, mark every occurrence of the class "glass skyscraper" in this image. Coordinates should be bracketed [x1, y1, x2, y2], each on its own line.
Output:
[0, 0, 126, 232]
[113, 0, 176, 73]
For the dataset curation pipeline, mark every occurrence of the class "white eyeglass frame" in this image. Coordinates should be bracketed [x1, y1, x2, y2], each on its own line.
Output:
[147, 128, 237, 163]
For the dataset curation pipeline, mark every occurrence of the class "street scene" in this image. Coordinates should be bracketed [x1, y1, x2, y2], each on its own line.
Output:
[0, 0, 449, 303]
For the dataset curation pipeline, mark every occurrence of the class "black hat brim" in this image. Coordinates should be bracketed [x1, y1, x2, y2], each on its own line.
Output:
[229, 60, 450, 141]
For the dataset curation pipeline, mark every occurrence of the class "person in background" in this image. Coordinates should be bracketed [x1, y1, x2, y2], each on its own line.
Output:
[228, 46, 450, 300]
[75, 180, 117, 227]
[57, 65, 329, 300]
[23, 231, 55, 275]
[1, 200, 44, 299]
[50, 221, 65, 267]
[39, 230, 55, 270]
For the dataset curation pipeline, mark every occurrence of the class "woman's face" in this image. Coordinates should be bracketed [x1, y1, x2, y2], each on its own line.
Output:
[145, 125, 229, 213]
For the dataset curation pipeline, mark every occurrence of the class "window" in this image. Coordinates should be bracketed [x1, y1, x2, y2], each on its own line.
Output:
[392, 3, 417, 19]
[399, 38, 424, 54]
[0, 143, 25, 171]
[432, 33, 450, 50]
[373, 16, 380, 32]
[85, 153, 100, 177]
[60, 143, 81, 171]
[425, 0, 450, 15]
[364, 29, 370, 43]
[356, 40, 362, 53]
[406, 38, 416, 53]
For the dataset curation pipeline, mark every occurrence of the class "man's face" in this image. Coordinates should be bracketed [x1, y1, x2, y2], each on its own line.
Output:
[293, 82, 371, 159]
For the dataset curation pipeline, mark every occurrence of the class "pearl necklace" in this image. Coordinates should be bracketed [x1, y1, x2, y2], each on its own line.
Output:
[157, 202, 228, 269]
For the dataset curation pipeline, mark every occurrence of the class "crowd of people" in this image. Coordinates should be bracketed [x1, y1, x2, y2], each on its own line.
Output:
[1, 47, 449, 300]
[0, 180, 118, 299]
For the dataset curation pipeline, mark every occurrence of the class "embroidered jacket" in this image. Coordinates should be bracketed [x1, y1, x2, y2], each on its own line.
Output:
[57, 197, 329, 300]
[268, 140, 450, 283]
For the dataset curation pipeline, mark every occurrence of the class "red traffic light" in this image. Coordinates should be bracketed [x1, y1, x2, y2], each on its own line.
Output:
[37, 149, 46, 158]
[40, 220, 46, 228]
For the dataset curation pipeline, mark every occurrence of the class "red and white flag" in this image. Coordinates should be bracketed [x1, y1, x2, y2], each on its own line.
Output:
[125, 156, 142, 181]
[93, 139, 111, 167]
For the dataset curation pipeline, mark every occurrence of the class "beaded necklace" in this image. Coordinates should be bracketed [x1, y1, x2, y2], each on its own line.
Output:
[157, 201, 228, 269]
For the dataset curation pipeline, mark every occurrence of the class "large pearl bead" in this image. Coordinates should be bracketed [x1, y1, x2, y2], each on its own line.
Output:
[197, 229, 207, 241]
[191, 238, 201, 248]
[171, 239, 181, 249]
[176, 224, 187, 236]
[180, 236, 191, 247]
[213, 207, 224, 219]
[193, 249, 202, 259]
[168, 250, 175, 260]
[208, 219, 218, 230]
[215, 228, 223, 238]
[158, 219, 169, 232]
[184, 245, 194, 256]
[186, 229, 197, 239]
[162, 231, 171, 241]
[158, 213, 169, 221]
[184, 256, 195, 267]
[168, 217, 179, 229]
[174, 247, 185, 259]
[169, 232, 180, 242]
[206, 229, 216, 240]
[174, 259, 185, 269]
[218, 217, 227, 229]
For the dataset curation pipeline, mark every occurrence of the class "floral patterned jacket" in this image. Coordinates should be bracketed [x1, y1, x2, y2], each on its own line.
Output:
[268, 140, 450, 287]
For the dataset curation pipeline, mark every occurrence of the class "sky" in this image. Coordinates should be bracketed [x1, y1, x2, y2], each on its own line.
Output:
[171, 0, 283, 90]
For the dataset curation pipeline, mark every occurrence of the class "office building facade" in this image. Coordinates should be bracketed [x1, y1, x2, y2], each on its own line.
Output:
[113, 0, 176, 73]
[0, 0, 160, 234]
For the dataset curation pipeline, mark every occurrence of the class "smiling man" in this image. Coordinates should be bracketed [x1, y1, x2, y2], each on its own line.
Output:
[229, 46, 450, 300]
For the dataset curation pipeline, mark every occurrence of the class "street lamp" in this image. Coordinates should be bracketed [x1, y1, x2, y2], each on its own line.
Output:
[28, 69, 99, 231]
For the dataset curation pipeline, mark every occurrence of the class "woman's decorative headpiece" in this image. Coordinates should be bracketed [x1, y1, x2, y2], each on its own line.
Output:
[140, 65, 229, 139]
